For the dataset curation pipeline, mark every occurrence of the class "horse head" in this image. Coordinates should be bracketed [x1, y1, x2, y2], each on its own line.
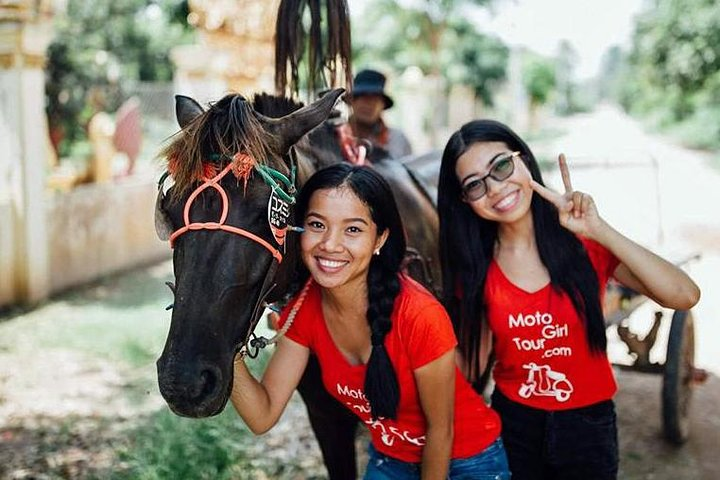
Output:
[155, 89, 344, 417]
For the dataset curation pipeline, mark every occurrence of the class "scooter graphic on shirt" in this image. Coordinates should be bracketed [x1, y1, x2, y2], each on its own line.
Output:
[518, 362, 574, 402]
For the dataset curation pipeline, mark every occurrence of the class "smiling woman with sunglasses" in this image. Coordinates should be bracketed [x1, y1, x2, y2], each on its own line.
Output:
[437, 119, 700, 480]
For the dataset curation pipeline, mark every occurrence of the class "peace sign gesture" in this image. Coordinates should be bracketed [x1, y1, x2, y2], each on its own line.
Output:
[530, 154, 605, 239]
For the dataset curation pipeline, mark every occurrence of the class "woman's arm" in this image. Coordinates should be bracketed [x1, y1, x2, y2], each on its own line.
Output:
[415, 349, 456, 480]
[591, 221, 700, 310]
[230, 336, 310, 434]
[531, 154, 700, 310]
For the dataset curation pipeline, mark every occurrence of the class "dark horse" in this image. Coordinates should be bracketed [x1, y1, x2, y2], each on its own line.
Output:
[154, 88, 440, 478]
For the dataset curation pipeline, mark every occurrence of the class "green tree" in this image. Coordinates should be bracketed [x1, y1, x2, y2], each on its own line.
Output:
[352, 0, 507, 145]
[354, 0, 501, 79]
[596, 45, 626, 102]
[554, 40, 579, 115]
[45, 0, 193, 158]
[352, 0, 507, 106]
[442, 18, 508, 106]
[523, 57, 556, 131]
[620, 0, 720, 148]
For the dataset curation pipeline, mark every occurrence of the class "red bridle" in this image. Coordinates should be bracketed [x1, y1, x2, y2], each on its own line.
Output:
[168, 162, 283, 263]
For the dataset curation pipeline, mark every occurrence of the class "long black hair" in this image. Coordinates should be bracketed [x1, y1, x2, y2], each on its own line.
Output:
[295, 163, 406, 419]
[437, 119, 606, 384]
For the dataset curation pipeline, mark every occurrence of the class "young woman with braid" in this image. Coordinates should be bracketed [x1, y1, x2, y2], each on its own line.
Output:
[437, 119, 700, 480]
[230, 163, 509, 479]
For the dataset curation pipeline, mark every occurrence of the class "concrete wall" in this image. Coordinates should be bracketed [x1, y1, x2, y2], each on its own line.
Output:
[41, 179, 171, 293]
[1, 178, 171, 308]
[46, 178, 169, 296]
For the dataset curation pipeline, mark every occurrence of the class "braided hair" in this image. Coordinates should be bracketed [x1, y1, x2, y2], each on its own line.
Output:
[296, 163, 406, 419]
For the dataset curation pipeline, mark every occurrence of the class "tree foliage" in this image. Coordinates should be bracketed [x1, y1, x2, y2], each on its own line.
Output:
[554, 40, 579, 114]
[45, 0, 193, 157]
[442, 18, 508, 105]
[352, 0, 507, 104]
[523, 57, 556, 106]
[619, 0, 720, 148]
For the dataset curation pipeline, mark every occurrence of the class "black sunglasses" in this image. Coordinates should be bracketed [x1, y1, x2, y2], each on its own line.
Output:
[461, 151, 520, 201]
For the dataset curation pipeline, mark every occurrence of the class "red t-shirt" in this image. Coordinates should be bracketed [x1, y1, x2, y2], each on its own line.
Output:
[279, 275, 501, 463]
[486, 237, 620, 410]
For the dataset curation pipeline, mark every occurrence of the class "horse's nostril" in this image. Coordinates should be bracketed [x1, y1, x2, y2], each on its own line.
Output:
[199, 368, 218, 399]
[186, 365, 221, 402]
[157, 358, 227, 416]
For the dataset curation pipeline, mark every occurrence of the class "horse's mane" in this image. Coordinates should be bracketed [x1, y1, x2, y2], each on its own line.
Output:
[250, 92, 342, 177]
[251, 93, 304, 118]
[275, 0, 352, 97]
[161, 94, 279, 198]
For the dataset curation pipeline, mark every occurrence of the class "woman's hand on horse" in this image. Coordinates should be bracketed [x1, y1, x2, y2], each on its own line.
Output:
[530, 153, 606, 239]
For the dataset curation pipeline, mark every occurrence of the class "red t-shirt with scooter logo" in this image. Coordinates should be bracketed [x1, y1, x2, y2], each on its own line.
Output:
[280, 275, 501, 463]
[487, 237, 620, 410]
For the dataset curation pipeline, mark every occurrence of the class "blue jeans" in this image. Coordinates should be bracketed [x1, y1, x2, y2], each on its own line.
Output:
[491, 389, 618, 480]
[363, 437, 511, 479]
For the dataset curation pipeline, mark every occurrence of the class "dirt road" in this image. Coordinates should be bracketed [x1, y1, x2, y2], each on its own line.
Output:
[539, 104, 720, 376]
[615, 369, 720, 480]
[538, 105, 720, 479]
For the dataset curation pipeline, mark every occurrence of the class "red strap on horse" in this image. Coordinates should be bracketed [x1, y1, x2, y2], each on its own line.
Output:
[335, 123, 367, 166]
[169, 162, 283, 262]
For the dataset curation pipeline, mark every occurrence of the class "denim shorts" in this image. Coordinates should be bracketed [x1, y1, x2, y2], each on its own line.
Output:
[363, 437, 511, 479]
[491, 389, 618, 480]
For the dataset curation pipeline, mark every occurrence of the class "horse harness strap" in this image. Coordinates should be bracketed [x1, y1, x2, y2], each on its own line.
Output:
[239, 278, 312, 359]
[168, 162, 284, 262]
[335, 123, 368, 166]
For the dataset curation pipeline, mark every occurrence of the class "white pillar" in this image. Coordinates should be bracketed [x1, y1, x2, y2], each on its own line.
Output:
[0, 4, 55, 304]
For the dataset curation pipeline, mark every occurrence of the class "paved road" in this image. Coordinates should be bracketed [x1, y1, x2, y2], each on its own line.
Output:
[537, 104, 719, 376]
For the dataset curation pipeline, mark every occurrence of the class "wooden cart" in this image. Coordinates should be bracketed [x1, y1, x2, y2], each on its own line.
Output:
[604, 254, 706, 444]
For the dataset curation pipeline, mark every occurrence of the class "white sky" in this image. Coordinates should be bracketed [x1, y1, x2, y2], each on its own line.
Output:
[350, 0, 649, 80]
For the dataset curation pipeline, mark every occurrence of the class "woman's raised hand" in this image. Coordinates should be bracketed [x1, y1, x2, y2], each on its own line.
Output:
[530, 153, 605, 239]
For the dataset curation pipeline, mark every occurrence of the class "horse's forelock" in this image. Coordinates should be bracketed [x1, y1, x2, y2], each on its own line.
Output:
[162, 93, 284, 199]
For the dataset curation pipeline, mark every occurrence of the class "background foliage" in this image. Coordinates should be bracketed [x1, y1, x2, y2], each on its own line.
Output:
[612, 0, 720, 149]
[352, 0, 508, 105]
[45, 0, 192, 158]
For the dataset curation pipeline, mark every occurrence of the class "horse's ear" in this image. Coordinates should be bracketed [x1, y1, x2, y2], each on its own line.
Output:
[256, 88, 345, 155]
[175, 95, 205, 128]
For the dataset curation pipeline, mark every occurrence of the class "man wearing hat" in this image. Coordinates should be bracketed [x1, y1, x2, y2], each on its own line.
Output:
[349, 69, 413, 159]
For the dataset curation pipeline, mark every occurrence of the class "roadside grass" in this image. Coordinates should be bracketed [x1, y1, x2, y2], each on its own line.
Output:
[0, 260, 308, 479]
[111, 408, 256, 480]
[634, 108, 720, 173]
[0, 261, 173, 367]
[522, 126, 567, 145]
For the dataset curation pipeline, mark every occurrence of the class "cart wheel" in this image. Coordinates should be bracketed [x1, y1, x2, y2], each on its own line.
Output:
[662, 310, 695, 445]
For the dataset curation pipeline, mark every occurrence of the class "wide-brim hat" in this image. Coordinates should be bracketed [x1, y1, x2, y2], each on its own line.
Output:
[350, 69, 394, 110]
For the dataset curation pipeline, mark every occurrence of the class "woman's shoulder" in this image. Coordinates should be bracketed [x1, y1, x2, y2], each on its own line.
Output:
[394, 275, 457, 364]
[397, 275, 442, 309]
[395, 275, 450, 326]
